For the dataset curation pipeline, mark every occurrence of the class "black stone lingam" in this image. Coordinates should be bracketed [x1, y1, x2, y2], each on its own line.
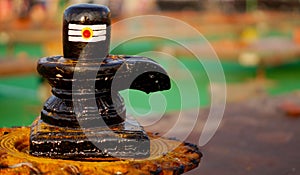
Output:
[29, 4, 170, 159]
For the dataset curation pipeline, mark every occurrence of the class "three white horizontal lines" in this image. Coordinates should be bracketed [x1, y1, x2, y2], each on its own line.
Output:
[68, 23, 107, 42]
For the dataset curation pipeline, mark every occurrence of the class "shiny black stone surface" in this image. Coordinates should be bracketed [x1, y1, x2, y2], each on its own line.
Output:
[63, 3, 111, 59]
[30, 117, 150, 159]
[29, 3, 171, 159]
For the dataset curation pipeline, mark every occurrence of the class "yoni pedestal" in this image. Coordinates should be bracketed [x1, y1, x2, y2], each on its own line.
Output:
[29, 4, 171, 159]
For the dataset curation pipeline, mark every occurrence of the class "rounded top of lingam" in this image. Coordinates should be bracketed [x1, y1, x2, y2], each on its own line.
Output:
[63, 3, 111, 60]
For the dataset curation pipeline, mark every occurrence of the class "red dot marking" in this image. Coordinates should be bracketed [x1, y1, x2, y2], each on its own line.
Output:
[82, 29, 91, 39]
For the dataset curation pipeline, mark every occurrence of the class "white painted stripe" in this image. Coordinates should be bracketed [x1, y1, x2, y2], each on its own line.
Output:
[68, 35, 106, 42]
[69, 23, 106, 30]
[68, 30, 106, 36]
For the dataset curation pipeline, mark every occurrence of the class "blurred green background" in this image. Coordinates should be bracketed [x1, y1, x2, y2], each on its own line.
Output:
[1, 38, 300, 127]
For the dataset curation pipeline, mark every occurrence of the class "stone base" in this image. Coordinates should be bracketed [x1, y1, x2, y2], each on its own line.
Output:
[29, 117, 150, 159]
[1, 127, 201, 174]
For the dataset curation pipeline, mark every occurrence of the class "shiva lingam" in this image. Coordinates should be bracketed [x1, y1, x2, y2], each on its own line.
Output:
[0, 4, 201, 174]
[29, 3, 170, 159]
